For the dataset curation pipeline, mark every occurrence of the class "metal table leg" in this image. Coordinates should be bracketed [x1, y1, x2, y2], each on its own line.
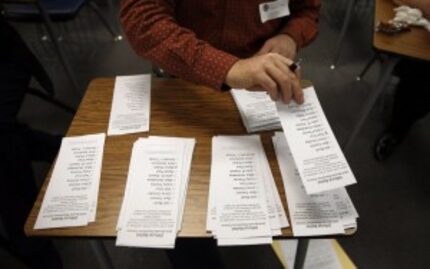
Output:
[89, 240, 114, 269]
[294, 238, 309, 269]
[356, 52, 380, 81]
[343, 56, 400, 153]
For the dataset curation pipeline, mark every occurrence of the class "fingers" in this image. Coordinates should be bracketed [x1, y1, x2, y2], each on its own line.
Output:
[257, 72, 279, 101]
[290, 65, 303, 104]
[291, 74, 303, 104]
[266, 63, 292, 103]
[272, 57, 302, 104]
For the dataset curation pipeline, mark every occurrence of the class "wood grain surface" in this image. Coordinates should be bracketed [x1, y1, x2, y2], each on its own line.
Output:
[25, 78, 355, 238]
[374, 0, 430, 61]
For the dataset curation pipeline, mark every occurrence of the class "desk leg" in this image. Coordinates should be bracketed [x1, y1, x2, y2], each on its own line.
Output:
[89, 240, 114, 269]
[343, 56, 400, 153]
[294, 239, 309, 269]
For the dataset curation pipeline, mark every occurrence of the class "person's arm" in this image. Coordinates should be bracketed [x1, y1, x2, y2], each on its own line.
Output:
[121, 0, 305, 104]
[120, 0, 239, 91]
[229, 0, 320, 104]
[256, 0, 321, 60]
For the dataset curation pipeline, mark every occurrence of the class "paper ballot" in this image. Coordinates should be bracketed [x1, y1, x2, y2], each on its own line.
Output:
[273, 239, 347, 269]
[116, 136, 195, 248]
[207, 135, 288, 246]
[231, 89, 281, 133]
[273, 132, 358, 236]
[276, 86, 356, 194]
[35, 133, 106, 229]
[108, 74, 151, 136]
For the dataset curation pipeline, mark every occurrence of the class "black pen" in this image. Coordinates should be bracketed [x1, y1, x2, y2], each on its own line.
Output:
[288, 58, 302, 72]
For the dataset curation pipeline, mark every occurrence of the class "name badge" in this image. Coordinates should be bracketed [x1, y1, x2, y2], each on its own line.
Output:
[259, 0, 290, 23]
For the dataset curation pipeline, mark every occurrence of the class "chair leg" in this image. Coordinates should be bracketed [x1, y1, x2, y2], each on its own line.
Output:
[88, 1, 123, 42]
[356, 52, 380, 81]
[331, 0, 358, 69]
[342, 56, 400, 153]
[28, 88, 76, 114]
[35, 3, 81, 96]
[294, 239, 309, 269]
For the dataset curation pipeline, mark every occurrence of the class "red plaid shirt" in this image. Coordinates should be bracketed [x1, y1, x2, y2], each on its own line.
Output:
[121, 0, 320, 90]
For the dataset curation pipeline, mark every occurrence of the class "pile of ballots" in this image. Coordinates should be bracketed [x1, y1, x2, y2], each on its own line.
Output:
[231, 89, 281, 133]
[207, 135, 289, 246]
[116, 136, 195, 248]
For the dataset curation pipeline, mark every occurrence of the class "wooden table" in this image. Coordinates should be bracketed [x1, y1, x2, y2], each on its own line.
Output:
[25, 78, 288, 237]
[374, 0, 430, 61]
[343, 0, 430, 152]
[25, 78, 355, 269]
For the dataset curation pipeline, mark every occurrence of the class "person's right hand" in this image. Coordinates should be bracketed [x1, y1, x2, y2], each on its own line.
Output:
[225, 53, 303, 104]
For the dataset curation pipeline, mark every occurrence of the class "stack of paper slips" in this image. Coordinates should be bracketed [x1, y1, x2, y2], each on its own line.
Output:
[207, 135, 289, 246]
[273, 132, 358, 236]
[231, 89, 281, 133]
[116, 136, 196, 248]
[34, 133, 106, 229]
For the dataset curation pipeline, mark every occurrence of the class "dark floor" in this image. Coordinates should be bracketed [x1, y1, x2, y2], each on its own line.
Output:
[2, 0, 430, 268]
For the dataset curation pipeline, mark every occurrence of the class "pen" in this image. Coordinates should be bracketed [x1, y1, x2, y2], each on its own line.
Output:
[289, 58, 302, 72]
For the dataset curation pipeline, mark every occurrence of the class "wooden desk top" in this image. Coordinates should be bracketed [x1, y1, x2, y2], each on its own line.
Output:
[374, 0, 430, 61]
[25, 78, 355, 238]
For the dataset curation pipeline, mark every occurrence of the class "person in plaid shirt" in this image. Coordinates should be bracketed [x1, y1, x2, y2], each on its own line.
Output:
[121, 0, 320, 104]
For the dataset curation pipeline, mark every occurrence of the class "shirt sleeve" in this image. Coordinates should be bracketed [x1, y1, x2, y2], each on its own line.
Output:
[120, 0, 239, 90]
[281, 0, 321, 48]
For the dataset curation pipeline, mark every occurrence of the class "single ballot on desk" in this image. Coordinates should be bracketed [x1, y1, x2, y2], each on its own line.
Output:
[108, 74, 151, 136]
[34, 133, 106, 229]
[275, 86, 357, 194]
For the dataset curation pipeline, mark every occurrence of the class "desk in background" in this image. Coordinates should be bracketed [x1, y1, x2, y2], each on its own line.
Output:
[343, 0, 430, 152]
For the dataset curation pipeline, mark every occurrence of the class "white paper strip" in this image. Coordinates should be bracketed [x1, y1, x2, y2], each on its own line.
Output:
[35, 133, 106, 229]
[108, 74, 151, 136]
[276, 86, 356, 194]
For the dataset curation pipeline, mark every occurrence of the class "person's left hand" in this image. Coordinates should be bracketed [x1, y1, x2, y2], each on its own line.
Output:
[256, 34, 297, 60]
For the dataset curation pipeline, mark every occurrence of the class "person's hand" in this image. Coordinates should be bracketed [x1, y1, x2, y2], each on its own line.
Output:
[225, 53, 303, 104]
[256, 34, 297, 60]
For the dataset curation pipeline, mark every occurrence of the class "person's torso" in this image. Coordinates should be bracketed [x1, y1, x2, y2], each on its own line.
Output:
[174, 0, 294, 57]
